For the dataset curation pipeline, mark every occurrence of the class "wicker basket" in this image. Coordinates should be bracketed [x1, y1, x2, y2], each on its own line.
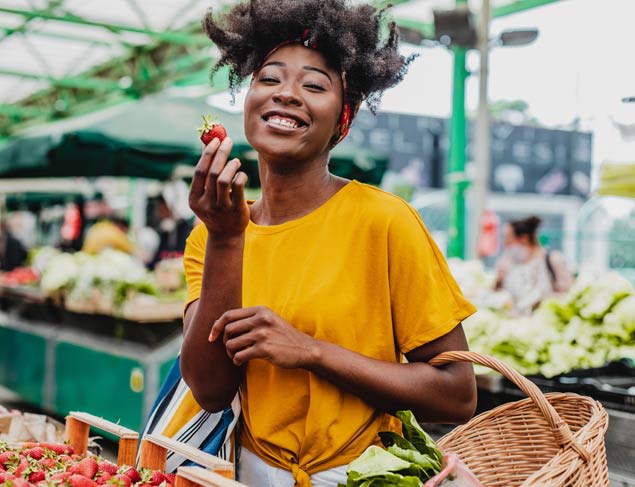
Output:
[431, 351, 609, 487]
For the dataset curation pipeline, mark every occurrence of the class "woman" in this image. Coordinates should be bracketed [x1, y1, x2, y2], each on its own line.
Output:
[181, 1, 477, 485]
[496, 216, 574, 314]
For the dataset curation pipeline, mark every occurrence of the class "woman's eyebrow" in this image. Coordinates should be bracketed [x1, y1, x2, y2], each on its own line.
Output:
[262, 60, 332, 82]
[303, 66, 332, 82]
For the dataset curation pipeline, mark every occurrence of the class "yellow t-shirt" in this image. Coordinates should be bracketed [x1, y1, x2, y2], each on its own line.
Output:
[183, 180, 475, 483]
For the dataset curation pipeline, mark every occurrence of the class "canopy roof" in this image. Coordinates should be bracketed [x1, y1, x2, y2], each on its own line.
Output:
[0, 0, 559, 137]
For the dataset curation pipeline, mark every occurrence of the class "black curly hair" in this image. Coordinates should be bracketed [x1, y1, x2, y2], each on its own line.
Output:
[202, 0, 415, 115]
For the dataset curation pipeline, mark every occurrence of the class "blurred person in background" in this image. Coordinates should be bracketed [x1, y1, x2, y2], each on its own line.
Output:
[495, 215, 574, 314]
[150, 181, 193, 267]
[0, 214, 27, 271]
[82, 215, 134, 255]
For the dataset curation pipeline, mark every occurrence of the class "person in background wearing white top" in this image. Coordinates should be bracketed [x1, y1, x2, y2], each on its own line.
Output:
[495, 216, 574, 314]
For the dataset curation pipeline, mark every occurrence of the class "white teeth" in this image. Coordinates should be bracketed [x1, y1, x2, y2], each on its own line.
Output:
[267, 116, 300, 128]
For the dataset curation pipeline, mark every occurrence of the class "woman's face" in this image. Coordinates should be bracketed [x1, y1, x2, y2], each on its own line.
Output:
[504, 224, 529, 248]
[244, 44, 343, 164]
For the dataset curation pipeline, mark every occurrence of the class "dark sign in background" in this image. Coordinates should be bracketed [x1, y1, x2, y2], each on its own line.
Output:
[345, 111, 593, 197]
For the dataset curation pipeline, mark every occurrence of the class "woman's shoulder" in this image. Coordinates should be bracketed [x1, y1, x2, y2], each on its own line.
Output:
[347, 181, 423, 225]
[186, 221, 208, 248]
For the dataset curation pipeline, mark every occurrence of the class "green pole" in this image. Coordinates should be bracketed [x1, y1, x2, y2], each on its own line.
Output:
[447, 21, 469, 259]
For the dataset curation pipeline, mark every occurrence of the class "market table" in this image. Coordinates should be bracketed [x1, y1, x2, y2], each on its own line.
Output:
[0, 304, 181, 435]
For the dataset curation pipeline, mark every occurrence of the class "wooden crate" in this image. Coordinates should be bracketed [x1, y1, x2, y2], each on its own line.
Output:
[64, 411, 247, 486]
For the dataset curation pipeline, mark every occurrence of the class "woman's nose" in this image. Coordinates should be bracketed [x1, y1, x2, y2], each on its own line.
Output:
[272, 87, 302, 106]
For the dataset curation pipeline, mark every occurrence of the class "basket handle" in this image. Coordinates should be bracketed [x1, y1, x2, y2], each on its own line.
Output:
[429, 351, 591, 462]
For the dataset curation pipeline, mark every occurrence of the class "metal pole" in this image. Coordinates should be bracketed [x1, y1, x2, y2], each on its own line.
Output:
[469, 0, 492, 259]
[447, 0, 469, 259]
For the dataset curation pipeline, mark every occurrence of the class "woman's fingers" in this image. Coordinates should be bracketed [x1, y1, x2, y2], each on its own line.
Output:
[209, 306, 260, 342]
[216, 159, 242, 208]
[225, 325, 260, 356]
[189, 138, 221, 201]
[205, 137, 234, 204]
[231, 172, 248, 207]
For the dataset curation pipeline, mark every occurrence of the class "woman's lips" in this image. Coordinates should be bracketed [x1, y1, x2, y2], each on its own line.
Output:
[262, 116, 309, 133]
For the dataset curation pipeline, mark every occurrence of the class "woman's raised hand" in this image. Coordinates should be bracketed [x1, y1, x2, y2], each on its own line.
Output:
[189, 137, 250, 241]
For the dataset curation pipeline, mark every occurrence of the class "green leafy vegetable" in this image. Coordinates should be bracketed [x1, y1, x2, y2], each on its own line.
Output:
[341, 412, 443, 487]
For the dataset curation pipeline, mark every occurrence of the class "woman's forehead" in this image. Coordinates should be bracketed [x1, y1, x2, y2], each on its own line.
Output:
[263, 44, 339, 76]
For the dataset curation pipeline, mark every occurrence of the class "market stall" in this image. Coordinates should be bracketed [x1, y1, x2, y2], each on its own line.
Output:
[0, 249, 185, 433]
[447, 257, 635, 482]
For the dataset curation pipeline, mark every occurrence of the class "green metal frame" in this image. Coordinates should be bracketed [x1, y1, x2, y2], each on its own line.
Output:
[0, 0, 417, 136]
[0, 0, 564, 139]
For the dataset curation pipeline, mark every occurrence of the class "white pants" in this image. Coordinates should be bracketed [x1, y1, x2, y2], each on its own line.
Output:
[238, 448, 348, 487]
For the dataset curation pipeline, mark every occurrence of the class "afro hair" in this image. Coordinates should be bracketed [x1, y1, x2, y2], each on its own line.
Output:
[202, 0, 416, 114]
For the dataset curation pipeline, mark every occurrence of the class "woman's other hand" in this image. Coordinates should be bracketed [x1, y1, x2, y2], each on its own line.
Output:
[189, 137, 250, 241]
[210, 306, 317, 368]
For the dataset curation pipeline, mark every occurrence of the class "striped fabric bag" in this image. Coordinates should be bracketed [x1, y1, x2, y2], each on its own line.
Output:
[138, 356, 241, 472]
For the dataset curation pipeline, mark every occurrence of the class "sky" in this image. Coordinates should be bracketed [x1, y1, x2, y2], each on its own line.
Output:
[383, 0, 635, 165]
[205, 0, 635, 167]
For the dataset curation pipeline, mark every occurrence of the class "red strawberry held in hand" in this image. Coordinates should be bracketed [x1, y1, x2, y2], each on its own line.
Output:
[198, 115, 227, 145]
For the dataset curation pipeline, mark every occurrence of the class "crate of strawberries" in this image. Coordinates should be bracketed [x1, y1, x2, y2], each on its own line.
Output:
[0, 412, 245, 487]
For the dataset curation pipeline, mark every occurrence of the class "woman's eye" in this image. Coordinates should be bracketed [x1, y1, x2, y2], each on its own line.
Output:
[260, 76, 279, 83]
[305, 83, 326, 91]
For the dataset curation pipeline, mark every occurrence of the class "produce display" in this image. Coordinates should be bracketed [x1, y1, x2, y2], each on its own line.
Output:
[464, 271, 635, 378]
[0, 442, 176, 487]
[0, 247, 186, 321]
[597, 162, 635, 198]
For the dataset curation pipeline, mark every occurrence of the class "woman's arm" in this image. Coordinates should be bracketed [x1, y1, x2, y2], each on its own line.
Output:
[308, 324, 476, 423]
[212, 307, 476, 423]
[180, 137, 250, 413]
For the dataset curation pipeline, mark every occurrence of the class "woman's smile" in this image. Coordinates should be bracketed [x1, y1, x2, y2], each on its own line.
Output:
[261, 110, 310, 134]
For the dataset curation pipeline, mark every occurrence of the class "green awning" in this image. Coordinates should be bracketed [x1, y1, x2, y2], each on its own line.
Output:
[0, 92, 388, 185]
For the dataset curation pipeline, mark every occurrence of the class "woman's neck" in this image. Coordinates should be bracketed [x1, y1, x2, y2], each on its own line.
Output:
[250, 155, 348, 226]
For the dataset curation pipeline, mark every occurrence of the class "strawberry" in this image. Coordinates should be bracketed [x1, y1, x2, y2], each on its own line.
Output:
[68, 474, 98, 487]
[198, 115, 227, 145]
[21, 443, 37, 449]
[51, 472, 72, 483]
[78, 458, 99, 479]
[96, 472, 112, 485]
[0, 452, 15, 468]
[26, 448, 45, 460]
[39, 458, 56, 470]
[98, 463, 118, 476]
[67, 464, 80, 475]
[58, 455, 72, 464]
[119, 467, 140, 484]
[14, 456, 29, 477]
[148, 471, 166, 486]
[164, 474, 176, 485]
[29, 470, 46, 483]
[11, 477, 30, 487]
[0, 472, 14, 483]
[108, 474, 132, 487]
[40, 443, 67, 456]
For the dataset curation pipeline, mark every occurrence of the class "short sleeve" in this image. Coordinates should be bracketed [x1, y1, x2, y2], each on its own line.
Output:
[183, 223, 208, 314]
[388, 203, 476, 353]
